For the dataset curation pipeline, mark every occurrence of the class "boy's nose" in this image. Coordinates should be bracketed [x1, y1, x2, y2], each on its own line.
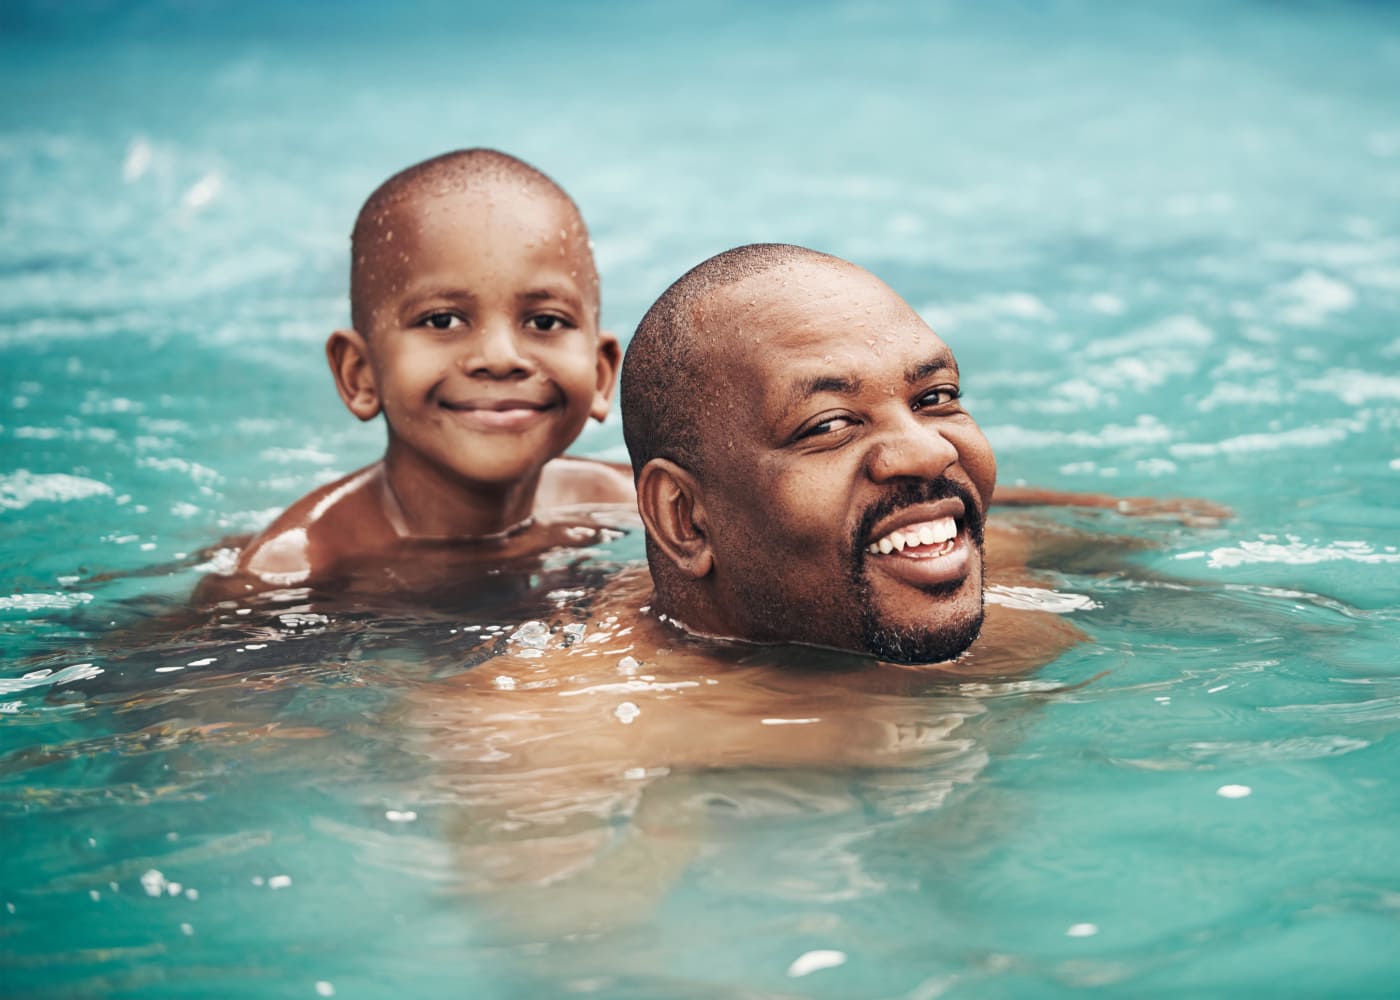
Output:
[865, 416, 959, 484]
[462, 323, 534, 379]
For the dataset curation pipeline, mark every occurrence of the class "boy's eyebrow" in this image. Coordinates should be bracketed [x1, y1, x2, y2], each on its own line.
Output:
[518, 286, 585, 305]
[402, 285, 479, 306]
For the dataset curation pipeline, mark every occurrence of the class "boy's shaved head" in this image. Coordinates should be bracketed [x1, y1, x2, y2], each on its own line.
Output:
[621, 243, 846, 477]
[349, 148, 597, 332]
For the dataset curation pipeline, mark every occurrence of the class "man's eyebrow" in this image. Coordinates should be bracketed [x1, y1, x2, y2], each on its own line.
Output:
[786, 373, 863, 409]
[906, 353, 959, 383]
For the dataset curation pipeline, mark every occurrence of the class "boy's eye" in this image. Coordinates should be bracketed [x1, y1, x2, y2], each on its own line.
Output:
[913, 386, 961, 410]
[420, 312, 463, 331]
[526, 314, 574, 333]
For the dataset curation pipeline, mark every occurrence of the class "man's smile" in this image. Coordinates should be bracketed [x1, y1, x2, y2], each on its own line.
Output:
[858, 495, 976, 589]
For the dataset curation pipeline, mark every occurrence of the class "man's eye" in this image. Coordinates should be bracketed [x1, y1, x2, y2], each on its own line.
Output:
[914, 386, 961, 410]
[527, 314, 572, 333]
[420, 312, 463, 330]
[798, 415, 857, 440]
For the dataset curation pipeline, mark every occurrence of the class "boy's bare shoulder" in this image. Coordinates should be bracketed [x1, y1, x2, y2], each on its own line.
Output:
[535, 456, 636, 509]
[196, 464, 394, 602]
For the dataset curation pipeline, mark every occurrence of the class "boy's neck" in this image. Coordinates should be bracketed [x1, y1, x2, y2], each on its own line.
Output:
[379, 446, 541, 542]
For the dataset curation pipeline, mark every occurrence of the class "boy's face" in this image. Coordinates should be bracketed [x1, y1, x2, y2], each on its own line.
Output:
[692, 260, 997, 664]
[352, 183, 611, 488]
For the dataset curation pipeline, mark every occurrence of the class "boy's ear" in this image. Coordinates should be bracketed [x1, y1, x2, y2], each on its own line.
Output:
[326, 329, 381, 421]
[637, 458, 713, 579]
[589, 330, 623, 422]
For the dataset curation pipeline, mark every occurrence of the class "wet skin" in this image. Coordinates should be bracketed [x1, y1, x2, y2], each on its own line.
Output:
[643, 258, 998, 664]
[199, 181, 627, 602]
[346, 182, 617, 512]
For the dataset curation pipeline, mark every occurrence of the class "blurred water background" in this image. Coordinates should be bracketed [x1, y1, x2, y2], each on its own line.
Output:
[3, 1, 1400, 997]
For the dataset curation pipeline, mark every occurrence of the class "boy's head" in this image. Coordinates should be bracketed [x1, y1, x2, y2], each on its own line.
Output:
[328, 149, 619, 488]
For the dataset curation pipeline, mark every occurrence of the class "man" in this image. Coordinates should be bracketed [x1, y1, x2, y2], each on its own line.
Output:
[406, 245, 1183, 944]
[621, 242, 1002, 666]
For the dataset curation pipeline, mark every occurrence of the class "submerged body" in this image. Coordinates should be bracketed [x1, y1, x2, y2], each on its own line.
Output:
[196, 456, 632, 601]
[400, 514, 1086, 938]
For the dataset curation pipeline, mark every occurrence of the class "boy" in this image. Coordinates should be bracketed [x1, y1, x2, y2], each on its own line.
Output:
[198, 150, 631, 601]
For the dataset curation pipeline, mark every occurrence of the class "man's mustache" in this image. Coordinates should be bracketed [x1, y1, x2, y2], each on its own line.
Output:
[851, 477, 985, 567]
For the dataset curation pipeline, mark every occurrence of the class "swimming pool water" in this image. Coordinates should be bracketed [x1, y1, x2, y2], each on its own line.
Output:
[3, 1, 1400, 996]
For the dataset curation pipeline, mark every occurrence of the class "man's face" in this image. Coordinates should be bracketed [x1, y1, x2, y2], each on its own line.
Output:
[355, 183, 609, 487]
[696, 261, 997, 664]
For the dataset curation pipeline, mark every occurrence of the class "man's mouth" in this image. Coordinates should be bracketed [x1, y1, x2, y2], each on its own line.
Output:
[854, 486, 982, 591]
[866, 515, 958, 557]
[849, 479, 987, 664]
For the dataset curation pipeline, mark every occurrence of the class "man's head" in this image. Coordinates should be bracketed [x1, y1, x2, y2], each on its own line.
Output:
[327, 149, 619, 487]
[621, 244, 996, 665]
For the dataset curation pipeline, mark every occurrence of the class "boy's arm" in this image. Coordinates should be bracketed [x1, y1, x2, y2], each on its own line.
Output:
[190, 466, 387, 606]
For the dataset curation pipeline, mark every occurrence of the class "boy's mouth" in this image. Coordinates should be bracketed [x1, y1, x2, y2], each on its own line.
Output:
[438, 396, 555, 431]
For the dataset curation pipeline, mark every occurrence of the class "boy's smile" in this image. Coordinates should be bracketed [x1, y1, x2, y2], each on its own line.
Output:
[437, 391, 559, 432]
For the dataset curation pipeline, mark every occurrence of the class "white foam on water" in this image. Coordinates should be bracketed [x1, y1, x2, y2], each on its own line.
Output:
[1086, 314, 1213, 358]
[1274, 270, 1356, 326]
[0, 662, 103, 694]
[787, 950, 847, 977]
[1323, 369, 1400, 405]
[1169, 422, 1352, 458]
[1178, 536, 1400, 570]
[0, 471, 112, 510]
[260, 446, 337, 465]
[1087, 292, 1125, 315]
[918, 291, 1053, 331]
[122, 137, 153, 182]
[986, 585, 1099, 614]
[194, 546, 241, 576]
[182, 171, 223, 211]
[0, 593, 95, 613]
[137, 456, 222, 484]
[988, 415, 1171, 451]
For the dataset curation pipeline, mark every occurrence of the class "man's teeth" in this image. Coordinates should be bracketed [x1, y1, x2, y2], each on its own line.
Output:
[867, 517, 958, 555]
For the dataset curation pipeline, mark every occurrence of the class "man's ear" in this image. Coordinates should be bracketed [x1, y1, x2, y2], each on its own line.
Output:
[589, 331, 622, 422]
[637, 458, 713, 579]
[326, 329, 381, 421]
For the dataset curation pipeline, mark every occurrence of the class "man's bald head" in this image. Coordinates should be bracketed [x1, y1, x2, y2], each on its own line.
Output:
[620, 243, 847, 478]
[349, 148, 595, 332]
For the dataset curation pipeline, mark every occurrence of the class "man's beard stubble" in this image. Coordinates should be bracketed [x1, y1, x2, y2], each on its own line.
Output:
[850, 477, 987, 665]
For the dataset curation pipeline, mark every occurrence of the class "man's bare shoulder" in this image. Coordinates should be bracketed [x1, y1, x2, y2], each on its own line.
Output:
[195, 464, 393, 602]
[535, 456, 636, 509]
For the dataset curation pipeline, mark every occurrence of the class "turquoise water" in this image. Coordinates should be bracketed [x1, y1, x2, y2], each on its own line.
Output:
[4, 1, 1400, 996]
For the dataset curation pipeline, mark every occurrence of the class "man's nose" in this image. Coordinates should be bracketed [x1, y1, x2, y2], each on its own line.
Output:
[461, 321, 533, 379]
[866, 414, 959, 483]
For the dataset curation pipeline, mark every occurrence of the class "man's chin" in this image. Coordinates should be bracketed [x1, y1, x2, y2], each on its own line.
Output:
[859, 608, 984, 665]
[858, 586, 986, 666]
